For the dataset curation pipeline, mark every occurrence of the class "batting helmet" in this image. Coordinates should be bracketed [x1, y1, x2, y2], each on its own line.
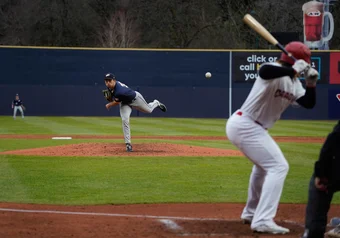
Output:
[104, 73, 116, 80]
[280, 41, 311, 65]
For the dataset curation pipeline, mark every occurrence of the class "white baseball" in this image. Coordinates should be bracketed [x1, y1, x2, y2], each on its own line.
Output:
[205, 72, 212, 79]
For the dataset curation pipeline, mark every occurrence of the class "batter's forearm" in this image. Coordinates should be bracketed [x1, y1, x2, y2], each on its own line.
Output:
[259, 64, 295, 80]
[296, 87, 316, 109]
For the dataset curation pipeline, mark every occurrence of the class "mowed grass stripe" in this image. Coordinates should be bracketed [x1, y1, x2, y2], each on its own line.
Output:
[0, 116, 337, 137]
[2, 155, 253, 204]
[0, 117, 54, 134]
[2, 154, 339, 204]
[22, 117, 96, 134]
[66, 117, 123, 134]
[0, 155, 30, 202]
[269, 126, 330, 137]
[138, 119, 225, 134]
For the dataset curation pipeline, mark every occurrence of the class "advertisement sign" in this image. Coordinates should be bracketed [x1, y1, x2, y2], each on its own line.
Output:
[330, 52, 340, 84]
[328, 89, 340, 119]
[232, 51, 328, 84]
[302, 0, 334, 50]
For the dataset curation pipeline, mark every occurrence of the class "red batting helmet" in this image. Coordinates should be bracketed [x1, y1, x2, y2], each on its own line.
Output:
[280, 41, 311, 65]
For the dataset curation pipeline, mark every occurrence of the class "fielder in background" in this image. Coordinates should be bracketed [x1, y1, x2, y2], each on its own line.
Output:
[102, 73, 167, 152]
[12, 94, 25, 119]
[302, 120, 340, 238]
[226, 41, 318, 234]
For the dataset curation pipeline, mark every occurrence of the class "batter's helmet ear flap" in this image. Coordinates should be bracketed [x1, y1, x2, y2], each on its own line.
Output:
[280, 41, 311, 65]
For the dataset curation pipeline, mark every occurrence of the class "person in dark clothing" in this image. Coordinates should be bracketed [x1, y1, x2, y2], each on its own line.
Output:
[302, 120, 340, 238]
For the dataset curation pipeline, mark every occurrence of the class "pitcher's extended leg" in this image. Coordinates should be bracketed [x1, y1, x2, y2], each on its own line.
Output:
[120, 104, 132, 144]
[130, 92, 161, 113]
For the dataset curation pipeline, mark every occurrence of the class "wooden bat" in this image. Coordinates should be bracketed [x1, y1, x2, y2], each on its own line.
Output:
[243, 14, 296, 62]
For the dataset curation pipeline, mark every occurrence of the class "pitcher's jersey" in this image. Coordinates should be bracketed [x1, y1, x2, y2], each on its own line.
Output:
[109, 81, 136, 104]
[239, 62, 305, 129]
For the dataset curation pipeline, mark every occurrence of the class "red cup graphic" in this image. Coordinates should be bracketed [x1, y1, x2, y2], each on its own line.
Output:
[302, 1, 333, 49]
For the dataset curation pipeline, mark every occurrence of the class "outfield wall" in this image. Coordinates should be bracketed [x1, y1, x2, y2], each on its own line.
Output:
[0, 46, 339, 119]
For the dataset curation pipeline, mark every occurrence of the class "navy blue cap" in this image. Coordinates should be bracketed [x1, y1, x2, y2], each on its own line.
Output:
[104, 73, 116, 80]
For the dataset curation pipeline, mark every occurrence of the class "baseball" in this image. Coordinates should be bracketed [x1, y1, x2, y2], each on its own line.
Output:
[205, 72, 212, 79]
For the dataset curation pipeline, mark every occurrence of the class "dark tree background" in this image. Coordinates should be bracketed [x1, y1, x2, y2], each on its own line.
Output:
[0, 0, 339, 49]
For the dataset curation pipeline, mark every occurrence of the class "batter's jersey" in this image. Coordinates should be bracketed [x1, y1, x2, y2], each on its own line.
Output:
[12, 99, 23, 106]
[110, 81, 137, 104]
[239, 62, 305, 129]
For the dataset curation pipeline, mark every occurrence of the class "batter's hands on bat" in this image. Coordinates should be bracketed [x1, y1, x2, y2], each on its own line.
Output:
[292, 59, 310, 74]
[304, 67, 319, 87]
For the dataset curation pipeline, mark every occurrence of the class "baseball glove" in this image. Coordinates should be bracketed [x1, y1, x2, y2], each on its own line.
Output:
[21, 105, 26, 111]
[102, 89, 113, 102]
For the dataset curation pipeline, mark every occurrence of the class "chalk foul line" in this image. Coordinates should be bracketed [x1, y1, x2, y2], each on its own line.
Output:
[0, 207, 224, 221]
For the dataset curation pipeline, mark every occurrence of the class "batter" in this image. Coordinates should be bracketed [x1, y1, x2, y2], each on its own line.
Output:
[226, 42, 318, 234]
[103, 73, 167, 152]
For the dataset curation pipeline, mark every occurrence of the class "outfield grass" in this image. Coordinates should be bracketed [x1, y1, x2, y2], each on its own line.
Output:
[0, 116, 339, 205]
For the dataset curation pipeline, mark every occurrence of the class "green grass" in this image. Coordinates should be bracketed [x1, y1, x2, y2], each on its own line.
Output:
[0, 116, 338, 205]
[0, 116, 335, 136]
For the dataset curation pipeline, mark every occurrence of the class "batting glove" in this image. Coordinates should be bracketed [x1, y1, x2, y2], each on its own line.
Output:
[304, 67, 319, 87]
[292, 59, 310, 74]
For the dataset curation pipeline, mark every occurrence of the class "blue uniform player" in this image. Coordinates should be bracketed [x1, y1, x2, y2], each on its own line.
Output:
[12, 94, 25, 119]
[103, 73, 167, 152]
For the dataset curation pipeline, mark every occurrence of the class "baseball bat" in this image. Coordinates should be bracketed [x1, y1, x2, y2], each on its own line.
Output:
[243, 14, 296, 62]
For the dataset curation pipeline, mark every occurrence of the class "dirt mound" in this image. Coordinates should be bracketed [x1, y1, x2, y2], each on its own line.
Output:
[0, 142, 243, 157]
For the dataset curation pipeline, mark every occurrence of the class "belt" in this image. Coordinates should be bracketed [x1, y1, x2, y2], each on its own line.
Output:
[236, 111, 267, 130]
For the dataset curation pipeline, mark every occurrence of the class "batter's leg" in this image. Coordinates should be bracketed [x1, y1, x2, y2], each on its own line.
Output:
[18, 106, 24, 118]
[226, 114, 289, 230]
[120, 103, 132, 145]
[130, 92, 163, 113]
[241, 165, 266, 222]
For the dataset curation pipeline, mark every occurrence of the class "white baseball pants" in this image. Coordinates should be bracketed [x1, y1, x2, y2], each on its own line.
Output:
[226, 111, 289, 229]
[120, 91, 160, 144]
[13, 106, 24, 119]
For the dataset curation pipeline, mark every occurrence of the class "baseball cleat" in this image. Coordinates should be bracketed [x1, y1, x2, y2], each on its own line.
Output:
[158, 102, 167, 112]
[325, 225, 340, 238]
[252, 223, 290, 234]
[330, 218, 340, 227]
[126, 143, 133, 152]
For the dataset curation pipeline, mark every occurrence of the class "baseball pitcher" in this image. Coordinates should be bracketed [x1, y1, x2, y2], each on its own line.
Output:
[102, 73, 167, 152]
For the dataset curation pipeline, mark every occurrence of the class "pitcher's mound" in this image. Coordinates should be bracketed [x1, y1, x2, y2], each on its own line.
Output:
[1, 143, 243, 157]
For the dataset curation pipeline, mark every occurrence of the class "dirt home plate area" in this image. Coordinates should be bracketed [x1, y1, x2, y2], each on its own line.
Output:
[1, 135, 338, 237]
